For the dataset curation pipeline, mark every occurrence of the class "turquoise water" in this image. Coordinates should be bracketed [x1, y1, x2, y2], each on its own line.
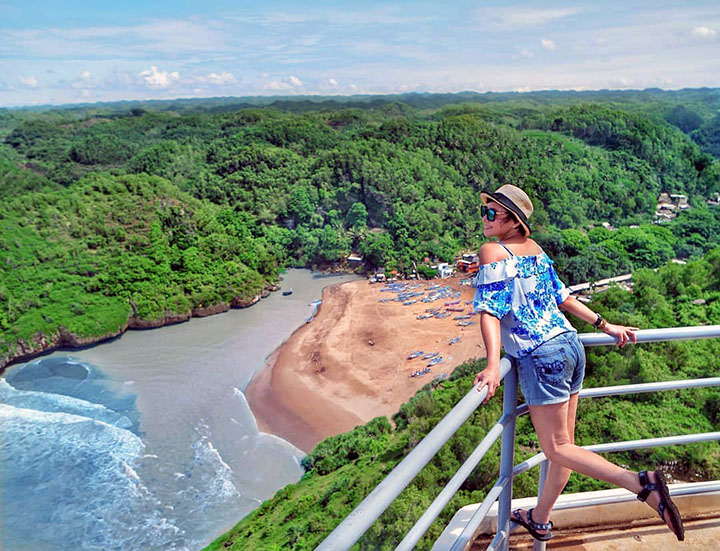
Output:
[0, 270, 358, 551]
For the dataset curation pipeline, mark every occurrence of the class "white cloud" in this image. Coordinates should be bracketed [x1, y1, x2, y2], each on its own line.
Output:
[328, 78, 339, 87]
[260, 72, 270, 78]
[205, 71, 236, 85]
[541, 39, 557, 51]
[264, 80, 293, 91]
[19, 76, 38, 88]
[691, 26, 716, 38]
[517, 48, 534, 59]
[476, 7, 580, 29]
[81, 89, 90, 97]
[264, 75, 303, 91]
[81, 70, 91, 80]
[515, 86, 532, 93]
[137, 66, 179, 88]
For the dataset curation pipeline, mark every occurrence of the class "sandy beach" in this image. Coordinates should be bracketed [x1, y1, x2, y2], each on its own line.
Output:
[246, 275, 486, 452]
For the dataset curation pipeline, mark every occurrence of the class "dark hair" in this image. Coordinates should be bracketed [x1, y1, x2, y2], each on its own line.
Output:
[508, 212, 528, 236]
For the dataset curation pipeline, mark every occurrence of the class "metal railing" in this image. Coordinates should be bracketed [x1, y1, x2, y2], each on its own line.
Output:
[315, 325, 720, 551]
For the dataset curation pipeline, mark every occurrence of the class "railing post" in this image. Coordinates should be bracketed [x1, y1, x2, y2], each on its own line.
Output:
[495, 362, 518, 551]
[533, 460, 550, 551]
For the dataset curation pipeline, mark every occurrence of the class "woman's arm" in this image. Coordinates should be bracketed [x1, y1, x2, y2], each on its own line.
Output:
[473, 312, 502, 403]
[472, 243, 515, 402]
[559, 295, 638, 347]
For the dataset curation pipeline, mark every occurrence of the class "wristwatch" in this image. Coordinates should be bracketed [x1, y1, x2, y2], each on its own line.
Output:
[592, 313, 605, 329]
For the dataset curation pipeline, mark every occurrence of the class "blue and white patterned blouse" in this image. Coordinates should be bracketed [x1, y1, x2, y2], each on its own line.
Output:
[473, 252, 575, 358]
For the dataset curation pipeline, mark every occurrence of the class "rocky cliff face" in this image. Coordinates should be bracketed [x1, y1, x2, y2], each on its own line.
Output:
[231, 293, 261, 308]
[57, 324, 128, 346]
[2, 323, 129, 372]
[128, 310, 192, 329]
[191, 303, 230, 317]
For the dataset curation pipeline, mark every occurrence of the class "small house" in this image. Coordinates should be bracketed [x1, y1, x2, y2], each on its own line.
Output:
[457, 253, 479, 274]
[437, 263, 453, 278]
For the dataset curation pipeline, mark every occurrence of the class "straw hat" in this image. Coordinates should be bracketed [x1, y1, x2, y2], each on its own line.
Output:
[480, 184, 533, 236]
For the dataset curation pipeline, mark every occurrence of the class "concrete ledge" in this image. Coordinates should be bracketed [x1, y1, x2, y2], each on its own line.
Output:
[433, 482, 720, 551]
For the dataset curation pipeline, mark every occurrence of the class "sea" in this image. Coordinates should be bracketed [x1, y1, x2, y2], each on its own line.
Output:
[0, 270, 358, 551]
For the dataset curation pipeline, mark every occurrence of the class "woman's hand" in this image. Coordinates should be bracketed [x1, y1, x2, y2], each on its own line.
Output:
[473, 364, 500, 404]
[603, 323, 639, 347]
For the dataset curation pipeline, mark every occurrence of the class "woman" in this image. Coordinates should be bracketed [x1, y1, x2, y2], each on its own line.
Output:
[472, 184, 684, 542]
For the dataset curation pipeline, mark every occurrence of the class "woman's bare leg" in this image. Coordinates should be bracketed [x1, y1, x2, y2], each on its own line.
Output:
[525, 398, 677, 532]
[529, 392, 579, 525]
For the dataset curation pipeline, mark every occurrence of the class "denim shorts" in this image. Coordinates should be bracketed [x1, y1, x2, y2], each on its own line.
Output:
[513, 331, 586, 406]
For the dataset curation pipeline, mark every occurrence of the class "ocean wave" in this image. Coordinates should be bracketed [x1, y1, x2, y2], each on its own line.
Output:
[231, 386, 260, 433]
[0, 379, 134, 430]
[191, 433, 240, 501]
[0, 362, 190, 551]
[3, 357, 140, 432]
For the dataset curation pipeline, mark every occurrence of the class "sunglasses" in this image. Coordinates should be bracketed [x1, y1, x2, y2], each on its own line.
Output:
[480, 205, 509, 222]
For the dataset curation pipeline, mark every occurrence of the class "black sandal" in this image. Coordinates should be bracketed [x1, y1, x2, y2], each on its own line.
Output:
[637, 470, 685, 541]
[510, 507, 553, 541]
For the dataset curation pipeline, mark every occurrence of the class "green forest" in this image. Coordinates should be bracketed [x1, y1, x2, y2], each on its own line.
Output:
[2, 89, 720, 368]
[2, 89, 720, 548]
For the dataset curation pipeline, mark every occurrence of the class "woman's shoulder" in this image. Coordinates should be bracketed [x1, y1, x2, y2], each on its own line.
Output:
[479, 242, 511, 265]
[514, 238, 544, 257]
[475, 244, 517, 286]
[479, 239, 545, 263]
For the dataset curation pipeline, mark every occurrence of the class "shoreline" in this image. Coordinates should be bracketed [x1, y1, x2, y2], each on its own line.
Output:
[0, 286, 274, 374]
[246, 285, 368, 452]
[246, 276, 487, 453]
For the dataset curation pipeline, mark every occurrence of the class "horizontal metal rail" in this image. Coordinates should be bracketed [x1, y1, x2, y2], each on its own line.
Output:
[315, 358, 513, 551]
[516, 376, 720, 418]
[579, 376, 720, 398]
[579, 324, 720, 346]
[548, 480, 720, 511]
[513, 431, 720, 476]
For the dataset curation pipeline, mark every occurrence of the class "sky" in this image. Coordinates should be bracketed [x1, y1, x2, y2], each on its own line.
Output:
[1, 1, 719, 107]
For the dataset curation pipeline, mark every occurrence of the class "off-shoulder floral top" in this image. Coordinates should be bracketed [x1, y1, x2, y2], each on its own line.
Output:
[472, 244, 575, 358]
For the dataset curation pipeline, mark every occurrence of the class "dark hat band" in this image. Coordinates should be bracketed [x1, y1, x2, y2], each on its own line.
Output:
[485, 191, 530, 227]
